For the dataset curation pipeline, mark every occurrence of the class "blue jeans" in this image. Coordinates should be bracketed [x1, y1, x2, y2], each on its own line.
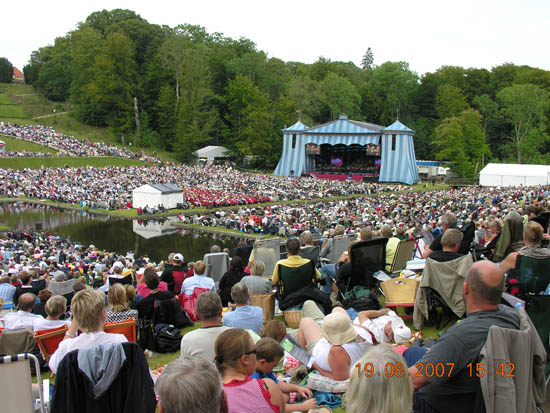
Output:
[319, 264, 337, 294]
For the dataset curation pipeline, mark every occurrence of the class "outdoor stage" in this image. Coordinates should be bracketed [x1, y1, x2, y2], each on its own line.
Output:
[307, 172, 379, 182]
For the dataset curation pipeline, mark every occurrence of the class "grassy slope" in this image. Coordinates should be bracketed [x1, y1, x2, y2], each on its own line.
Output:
[0, 84, 177, 163]
[0, 135, 57, 154]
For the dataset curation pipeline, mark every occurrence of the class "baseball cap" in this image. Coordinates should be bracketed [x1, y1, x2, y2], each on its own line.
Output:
[174, 253, 184, 262]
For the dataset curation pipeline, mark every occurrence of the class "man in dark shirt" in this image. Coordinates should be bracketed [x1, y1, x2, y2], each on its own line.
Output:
[14, 271, 39, 307]
[409, 260, 520, 413]
[137, 268, 174, 320]
[424, 212, 457, 258]
[428, 229, 464, 263]
[160, 253, 187, 294]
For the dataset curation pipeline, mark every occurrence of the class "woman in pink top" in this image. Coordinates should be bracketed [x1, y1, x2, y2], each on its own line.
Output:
[215, 328, 285, 413]
[136, 272, 168, 298]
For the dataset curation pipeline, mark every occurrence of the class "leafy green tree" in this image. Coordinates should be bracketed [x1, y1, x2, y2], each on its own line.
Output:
[136, 111, 159, 147]
[0, 57, 13, 83]
[434, 109, 489, 178]
[436, 84, 469, 119]
[367, 62, 419, 125]
[497, 83, 548, 163]
[155, 85, 177, 150]
[319, 72, 360, 120]
[35, 37, 72, 101]
[361, 47, 374, 71]
[87, 32, 138, 138]
[288, 75, 320, 123]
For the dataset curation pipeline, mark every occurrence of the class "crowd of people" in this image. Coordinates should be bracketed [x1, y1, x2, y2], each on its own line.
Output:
[0, 122, 161, 163]
[1, 183, 549, 411]
[0, 150, 52, 158]
[0, 162, 384, 209]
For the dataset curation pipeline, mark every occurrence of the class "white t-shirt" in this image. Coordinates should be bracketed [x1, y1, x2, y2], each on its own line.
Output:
[33, 318, 71, 332]
[49, 331, 127, 374]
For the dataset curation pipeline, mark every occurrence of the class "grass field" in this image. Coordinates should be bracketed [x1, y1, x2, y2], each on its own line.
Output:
[0, 93, 28, 118]
[0, 135, 57, 154]
[0, 156, 147, 170]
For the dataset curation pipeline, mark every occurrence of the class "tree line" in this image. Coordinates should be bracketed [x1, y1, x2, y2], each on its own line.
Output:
[16, 9, 550, 176]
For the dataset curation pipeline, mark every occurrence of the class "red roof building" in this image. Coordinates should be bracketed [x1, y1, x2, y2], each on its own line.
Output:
[12, 67, 24, 83]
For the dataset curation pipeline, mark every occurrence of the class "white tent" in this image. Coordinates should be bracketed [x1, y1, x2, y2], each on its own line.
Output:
[0, 140, 4, 153]
[479, 163, 550, 187]
[193, 145, 229, 162]
[132, 183, 183, 209]
[133, 218, 179, 239]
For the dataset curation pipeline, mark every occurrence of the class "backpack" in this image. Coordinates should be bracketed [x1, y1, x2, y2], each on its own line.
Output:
[343, 286, 381, 311]
[154, 325, 182, 353]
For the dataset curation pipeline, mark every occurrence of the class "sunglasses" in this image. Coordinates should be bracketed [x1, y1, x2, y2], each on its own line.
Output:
[242, 349, 257, 357]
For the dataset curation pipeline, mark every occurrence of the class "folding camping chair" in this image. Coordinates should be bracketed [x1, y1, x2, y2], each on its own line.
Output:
[509, 255, 550, 296]
[387, 239, 415, 274]
[0, 353, 46, 413]
[253, 238, 281, 278]
[104, 319, 137, 342]
[333, 238, 388, 303]
[34, 325, 69, 363]
[320, 236, 352, 265]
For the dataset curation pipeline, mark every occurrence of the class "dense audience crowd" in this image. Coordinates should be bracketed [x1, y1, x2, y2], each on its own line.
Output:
[0, 150, 52, 158]
[1, 180, 549, 412]
[0, 122, 161, 163]
[186, 185, 550, 238]
[0, 163, 383, 209]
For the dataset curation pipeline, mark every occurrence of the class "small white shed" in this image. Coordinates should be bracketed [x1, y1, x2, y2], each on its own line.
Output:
[132, 183, 183, 209]
[193, 145, 229, 162]
[133, 218, 179, 239]
[479, 163, 550, 187]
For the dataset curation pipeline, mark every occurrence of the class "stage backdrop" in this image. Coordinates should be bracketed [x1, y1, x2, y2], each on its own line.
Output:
[274, 115, 419, 185]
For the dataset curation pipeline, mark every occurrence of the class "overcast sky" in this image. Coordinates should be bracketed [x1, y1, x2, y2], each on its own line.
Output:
[4, 0, 549, 76]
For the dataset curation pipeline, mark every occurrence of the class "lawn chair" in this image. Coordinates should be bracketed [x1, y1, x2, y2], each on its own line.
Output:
[108, 275, 132, 287]
[104, 318, 137, 342]
[0, 353, 46, 413]
[34, 325, 68, 363]
[203, 252, 230, 283]
[0, 326, 36, 356]
[381, 278, 419, 319]
[299, 245, 320, 268]
[388, 239, 415, 274]
[509, 255, 550, 296]
[321, 236, 352, 265]
[413, 254, 474, 330]
[277, 261, 317, 300]
[253, 238, 281, 278]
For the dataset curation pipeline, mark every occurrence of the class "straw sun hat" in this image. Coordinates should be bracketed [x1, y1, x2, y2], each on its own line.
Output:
[321, 313, 359, 345]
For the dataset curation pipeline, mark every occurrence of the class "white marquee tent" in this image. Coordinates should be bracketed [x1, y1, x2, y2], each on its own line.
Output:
[132, 183, 183, 209]
[133, 218, 179, 239]
[193, 145, 229, 162]
[479, 163, 550, 187]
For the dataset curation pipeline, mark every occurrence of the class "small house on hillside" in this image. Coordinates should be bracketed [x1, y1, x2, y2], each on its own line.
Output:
[132, 183, 183, 210]
[12, 67, 24, 83]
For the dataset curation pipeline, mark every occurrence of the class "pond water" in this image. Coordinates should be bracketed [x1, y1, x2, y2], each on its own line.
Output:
[0, 202, 240, 262]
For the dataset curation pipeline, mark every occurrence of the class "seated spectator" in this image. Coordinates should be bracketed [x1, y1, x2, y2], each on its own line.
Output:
[156, 355, 227, 413]
[181, 261, 215, 295]
[14, 271, 39, 306]
[222, 282, 264, 334]
[33, 289, 52, 317]
[424, 212, 457, 258]
[428, 229, 464, 263]
[499, 221, 550, 273]
[298, 231, 319, 266]
[181, 292, 229, 362]
[0, 275, 16, 303]
[214, 328, 284, 413]
[33, 295, 71, 331]
[49, 288, 127, 374]
[106, 283, 138, 323]
[297, 308, 374, 380]
[409, 260, 522, 412]
[1, 292, 43, 329]
[382, 225, 400, 271]
[360, 226, 373, 241]
[136, 268, 174, 320]
[218, 256, 246, 307]
[125, 284, 137, 309]
[30, 271, 47, 292]
[136, 270, 168, 299]
[161, 253, 187, 294]
[252, 337, 316, 411]
[345, 344, 413, 413]
[241, 261, 271, 295]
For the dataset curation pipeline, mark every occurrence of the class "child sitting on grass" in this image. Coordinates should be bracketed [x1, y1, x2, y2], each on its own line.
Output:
[252, 337, 317, 411]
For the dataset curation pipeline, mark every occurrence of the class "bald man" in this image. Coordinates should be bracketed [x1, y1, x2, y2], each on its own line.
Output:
[409, 261, 520, 413]
[1, 292, 43, 329]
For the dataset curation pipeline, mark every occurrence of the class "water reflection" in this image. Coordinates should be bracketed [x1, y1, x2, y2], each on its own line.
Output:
[0, 202, 240, 262]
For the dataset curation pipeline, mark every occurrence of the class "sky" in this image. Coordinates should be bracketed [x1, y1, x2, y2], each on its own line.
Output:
[3, 0, 550, 76]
